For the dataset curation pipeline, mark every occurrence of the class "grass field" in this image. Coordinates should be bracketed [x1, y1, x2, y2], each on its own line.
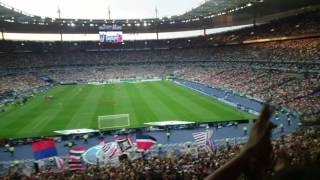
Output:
[0, 81, 255, 138]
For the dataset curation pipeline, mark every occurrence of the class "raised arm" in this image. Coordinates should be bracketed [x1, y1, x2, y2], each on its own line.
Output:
[205, 104, 275, 180]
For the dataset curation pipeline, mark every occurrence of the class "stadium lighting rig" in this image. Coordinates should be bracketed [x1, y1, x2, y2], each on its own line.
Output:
[0, 0, 259, 28]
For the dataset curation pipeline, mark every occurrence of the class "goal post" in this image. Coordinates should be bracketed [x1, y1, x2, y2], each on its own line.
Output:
[98, 114, 130, 130]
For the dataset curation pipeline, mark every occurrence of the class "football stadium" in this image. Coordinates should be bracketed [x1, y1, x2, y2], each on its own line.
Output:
[0, 0, 320, 179]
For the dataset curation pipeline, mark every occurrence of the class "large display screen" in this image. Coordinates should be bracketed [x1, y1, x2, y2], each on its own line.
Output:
[99, 25, 123, 43]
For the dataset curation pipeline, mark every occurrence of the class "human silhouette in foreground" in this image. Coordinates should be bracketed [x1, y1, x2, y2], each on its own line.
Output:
[205, 104, 320, 180]
[205, 104, 275, 180]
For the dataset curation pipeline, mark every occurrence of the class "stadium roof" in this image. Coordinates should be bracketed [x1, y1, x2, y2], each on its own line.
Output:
[177, 0, 253, 19]
[0, 0, 319, 34]
[0, 0, 202, 20]
[0, 2, 43, 22]
[0, 0, 254, 20]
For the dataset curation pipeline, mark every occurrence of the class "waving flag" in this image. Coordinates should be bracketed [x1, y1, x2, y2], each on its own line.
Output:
[193, 129, 215, 153]
[192, 132, 207, 146]
[99, 140, 108, 145]
[32, 140, 58, 160]
[68, 147, 85, 170]
[136, 134, 157, 150]
[101, 142, 122, 160]
[114, 135, 133, 152]
[207, 129, 215, 153]
[102, 142, 111, 153]
[54, 156, 64, 169]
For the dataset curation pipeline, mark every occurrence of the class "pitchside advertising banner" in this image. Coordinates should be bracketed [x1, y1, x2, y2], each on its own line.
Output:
[99, 24, 123, 43]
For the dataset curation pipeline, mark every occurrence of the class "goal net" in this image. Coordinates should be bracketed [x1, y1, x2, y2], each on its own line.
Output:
[98, 114, 130, 129]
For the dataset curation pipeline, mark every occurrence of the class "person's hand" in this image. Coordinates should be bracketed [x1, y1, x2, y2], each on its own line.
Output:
[243, 104, 276, 178]
[204, 104, 276, 180]
[244, 104, 276, 152]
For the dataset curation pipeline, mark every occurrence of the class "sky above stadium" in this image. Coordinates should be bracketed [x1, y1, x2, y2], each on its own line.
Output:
[0, 0, 205, 19]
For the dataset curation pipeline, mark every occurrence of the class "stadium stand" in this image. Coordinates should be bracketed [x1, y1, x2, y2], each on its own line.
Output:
[0, 0, 320, 179]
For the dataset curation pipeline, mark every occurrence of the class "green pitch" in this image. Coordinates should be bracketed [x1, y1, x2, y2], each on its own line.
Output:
[0, 81, 255, 138]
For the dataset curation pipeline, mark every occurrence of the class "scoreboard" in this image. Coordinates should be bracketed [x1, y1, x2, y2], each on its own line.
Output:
[99, 25, 123, 43]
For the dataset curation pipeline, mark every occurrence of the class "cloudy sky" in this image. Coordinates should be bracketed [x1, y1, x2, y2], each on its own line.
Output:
[0, 0, 205, 19]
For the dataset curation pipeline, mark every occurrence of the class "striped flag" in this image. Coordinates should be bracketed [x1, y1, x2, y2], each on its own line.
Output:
[109, 145, 122, 160]
[193, 129, 216, 153]
[54, 156, 64, 169]
[207, 129, 215, 153]
[68, 147, 85, 170]
[102, 142, 111, 153]
[192, 132, 207, 146]
[101, 142, 122, 160]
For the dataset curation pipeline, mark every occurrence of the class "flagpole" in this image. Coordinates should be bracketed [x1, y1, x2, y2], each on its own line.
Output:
[155, 6, 159, 41]
[108, 6, 111, 20]
[155, 6, 158, 19]
[57, 6, 63, 42]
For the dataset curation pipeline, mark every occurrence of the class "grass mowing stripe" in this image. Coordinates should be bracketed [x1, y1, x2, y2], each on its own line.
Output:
[25, 85, 91, 137]
[132, 83, 161, 123]
[124, 83, 156, 128]
[152, 82, 209, 120]
[65, 85, 103, 129]
[94, 84, 115, 118]
[167, 81, 255, 120]
[89, 85, 112, 129]
[0, 86, 78, 138]
[0, 86, 70, 128]
[112, 84, 127, 114]
[160, 82, 222, 118]
[112, 84, 132, 118]
[109, 83, 140, 128]
[137, 82, 179, 121]
[15, 105, 64, 138]
[95, 84, 132, 129]
[147, 82, 199, 121]
[39, 85, 95, 134]
[163, 81, 246, 119]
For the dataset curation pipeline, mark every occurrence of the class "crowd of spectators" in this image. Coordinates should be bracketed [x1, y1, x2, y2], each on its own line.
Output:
[1, 127, 319, 180]
[179, 67, 320, 122]
[0, 73, 48, 98]
[47, 65, 167, 83]
[204, 8, 320, 44]
[0, 36, 319, 69]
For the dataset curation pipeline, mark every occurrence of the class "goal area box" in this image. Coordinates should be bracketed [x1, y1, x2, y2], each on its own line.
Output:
[98, 114, 130, 129]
